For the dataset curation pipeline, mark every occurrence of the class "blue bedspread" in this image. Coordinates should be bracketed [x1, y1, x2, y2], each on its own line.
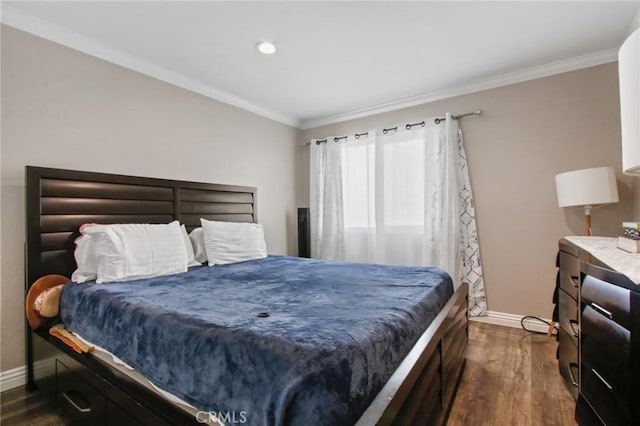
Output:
[60, 255, 453, 425]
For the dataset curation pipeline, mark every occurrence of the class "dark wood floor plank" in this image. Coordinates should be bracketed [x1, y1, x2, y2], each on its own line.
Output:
[529, 329, 577, 426]
[0, 386, 67, 426]
[447, 322, 576, 426]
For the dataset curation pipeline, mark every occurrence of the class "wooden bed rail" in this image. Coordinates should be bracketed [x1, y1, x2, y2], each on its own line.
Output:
[356, 283, 468, 426]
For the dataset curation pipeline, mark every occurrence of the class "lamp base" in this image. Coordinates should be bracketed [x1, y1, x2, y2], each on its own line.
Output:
[584, 205, 593, 236]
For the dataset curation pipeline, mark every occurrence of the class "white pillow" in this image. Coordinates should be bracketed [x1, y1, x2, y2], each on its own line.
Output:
[82, 222, 188, 283]
[189, 227, 208, 264]
[200, 219, 267, 265]
[71, 232, 98, 283]
[180, 224, 201, 267]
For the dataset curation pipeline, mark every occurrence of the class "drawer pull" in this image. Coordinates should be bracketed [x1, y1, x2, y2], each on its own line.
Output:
[591, 369, 613, 392]
[62, 391, 91, 413]
[569, 276, 580, 288]
[591, 303, 613, 320]
[568, 362, 579, 387]
[568, 319, 579, 337]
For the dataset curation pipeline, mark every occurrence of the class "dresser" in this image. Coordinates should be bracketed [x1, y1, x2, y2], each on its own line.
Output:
[556, 237, 640, 425]
[556, 240, 582, 400]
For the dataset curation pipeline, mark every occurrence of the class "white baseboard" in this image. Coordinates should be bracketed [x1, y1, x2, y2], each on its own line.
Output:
[470, 310, 554, 334]
[0, 358, 55, 392]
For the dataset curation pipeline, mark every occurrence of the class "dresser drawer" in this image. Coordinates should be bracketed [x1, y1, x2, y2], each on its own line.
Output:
[581, 274, 631, 330]
[557, 328, 579, 400]
[558, 288, 579, 343]
[580, 306, 631, 425]
[56, 360, 107, 425]
[581, 368, 631, 425]
[559, 251, 580, 300]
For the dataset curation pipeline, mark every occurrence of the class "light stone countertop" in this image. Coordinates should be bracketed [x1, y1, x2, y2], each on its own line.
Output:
[565, 236, 640, 285]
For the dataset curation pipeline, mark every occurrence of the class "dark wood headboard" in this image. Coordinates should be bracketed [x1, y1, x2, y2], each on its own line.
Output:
[25, 166, 257, 286]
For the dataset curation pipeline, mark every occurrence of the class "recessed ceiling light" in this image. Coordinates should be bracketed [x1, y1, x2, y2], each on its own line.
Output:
[256, 41, 277, 55]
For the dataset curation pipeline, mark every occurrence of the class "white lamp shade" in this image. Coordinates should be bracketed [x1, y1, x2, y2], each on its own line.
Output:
[555, 166, 619, 208]
[619, 28, 639, 175]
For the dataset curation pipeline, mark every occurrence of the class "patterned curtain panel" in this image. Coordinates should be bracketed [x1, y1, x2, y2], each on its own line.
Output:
[455, 126, 487, 316]
[309, 114, 487, 317]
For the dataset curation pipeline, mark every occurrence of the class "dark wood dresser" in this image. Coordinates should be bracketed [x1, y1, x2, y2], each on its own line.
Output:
[556, 237, 640, 425]
[557, 240, 582, 400]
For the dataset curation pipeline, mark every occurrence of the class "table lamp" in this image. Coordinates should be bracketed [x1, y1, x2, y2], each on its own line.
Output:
[555, 166, 619, 236]
[619, 28, 639, 175]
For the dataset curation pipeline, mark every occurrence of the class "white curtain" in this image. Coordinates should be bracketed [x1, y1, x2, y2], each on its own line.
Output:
[309, 137, 346, 260]
[309, 114, 487, 316]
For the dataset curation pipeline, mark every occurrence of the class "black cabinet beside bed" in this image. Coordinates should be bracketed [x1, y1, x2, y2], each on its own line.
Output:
[25, 166, 469, 426]
[556, 241, 582, 400]
[556, 237, 640, 426]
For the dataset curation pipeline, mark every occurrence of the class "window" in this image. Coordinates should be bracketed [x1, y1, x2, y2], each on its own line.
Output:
[342, 134, 425, 230]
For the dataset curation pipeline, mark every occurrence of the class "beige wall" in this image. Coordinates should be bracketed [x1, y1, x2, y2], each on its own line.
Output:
[2, 23, 635, 374]
[1, 26, 299, 371]
[297, 63, 634, 320]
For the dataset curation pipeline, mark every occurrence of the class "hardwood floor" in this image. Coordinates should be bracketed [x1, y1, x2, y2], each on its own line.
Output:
[0, 323, 575, 425]
[447, 322, 577, 426]
[0, 385, 68, 426]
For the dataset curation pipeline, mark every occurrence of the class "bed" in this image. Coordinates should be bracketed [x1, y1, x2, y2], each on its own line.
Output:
[25, 165, 468, 426]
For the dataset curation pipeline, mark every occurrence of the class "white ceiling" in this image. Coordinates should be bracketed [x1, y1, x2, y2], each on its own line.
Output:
[2, 1, 639, 128]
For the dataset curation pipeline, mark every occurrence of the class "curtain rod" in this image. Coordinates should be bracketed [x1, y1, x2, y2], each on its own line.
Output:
[302, 109, 483, 146]
[434, 109, 483, 124]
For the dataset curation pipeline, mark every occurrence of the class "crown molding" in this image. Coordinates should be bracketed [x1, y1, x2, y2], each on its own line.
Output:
[0, 5, 300, 128]
[299, 48, 618, 129]
[1, 5, 619, 131]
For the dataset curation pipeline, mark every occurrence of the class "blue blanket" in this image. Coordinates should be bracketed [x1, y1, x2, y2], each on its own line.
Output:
[60, 255, 453, 425]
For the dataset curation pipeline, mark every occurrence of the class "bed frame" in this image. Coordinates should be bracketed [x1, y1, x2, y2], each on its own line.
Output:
[25, 165, 468, 425]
